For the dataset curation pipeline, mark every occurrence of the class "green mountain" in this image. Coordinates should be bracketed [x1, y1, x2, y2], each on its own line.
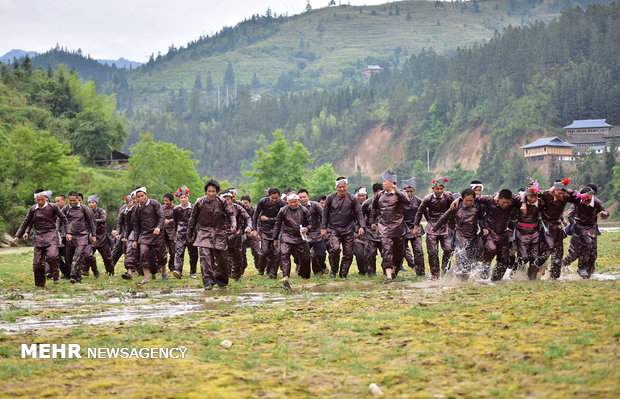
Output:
[114, 0, 612, 109]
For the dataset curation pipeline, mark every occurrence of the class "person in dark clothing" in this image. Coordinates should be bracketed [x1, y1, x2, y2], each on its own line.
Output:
[54, 194, 70, 279]
[321, 177, 365, 278]
[171, 186, 199, 279]
[132, 187, 168, 284]
[14, 189, 70, 286]
[222, 191, 253, 280]
[370, 170, 409, 282]
[120, 193, 140, 279]
[363, 183, 383, 276]
[112, 195, 132, 268]
[87, 194, 115, 276]
[433, 189, 481, 280]
[515, 183, 543, 279]
[398, 178, 426, 276]
[353, 187, 368, 275]
[241, 195, 261, 272]
[63, 191, 97, 283]
[274, 192, 312, 288]
[475, 189, 522, 281]
[470, 180, 484, 197]
[188, 180, 236, 289]
[252, 187, 286, 278]
[299, 189, 328, 275]
[162, 193, 177, 275]
[414, 176, 454, 278]
[533, 179, 577, 279]
[318, 195, 327, 208]
[562, 187, 609, 278]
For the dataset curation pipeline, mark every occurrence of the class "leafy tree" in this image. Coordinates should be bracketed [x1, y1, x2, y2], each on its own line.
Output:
[224, 61, 235, 86]
[307, 163, 338, 197]
[243, 129, 314, 201]
[305, 0, 312, 12]
[126, 133, 202, 200]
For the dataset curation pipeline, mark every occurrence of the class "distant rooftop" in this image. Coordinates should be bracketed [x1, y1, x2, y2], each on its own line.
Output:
[563, 119, 611, 129]
[366, 65, 382, 70]
[520, 137, 575, 149]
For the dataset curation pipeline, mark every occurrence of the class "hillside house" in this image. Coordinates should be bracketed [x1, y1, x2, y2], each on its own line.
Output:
[520, 137, 576, 179]
[363, 65, 382, 78]
[564, 119, 618, 155]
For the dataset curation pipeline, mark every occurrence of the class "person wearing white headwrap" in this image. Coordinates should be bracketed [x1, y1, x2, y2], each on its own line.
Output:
[62, 191, 98, 283]
[298, 189, 328, 275]
[274, 192, 312, 287]
[322, 177, 365, 278]
[120, 192, 140, 280]
[14, 189, 70, 286]
[469, 180, 484, 197]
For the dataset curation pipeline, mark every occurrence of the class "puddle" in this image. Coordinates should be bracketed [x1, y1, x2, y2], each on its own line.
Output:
[1, 270, 618, 334]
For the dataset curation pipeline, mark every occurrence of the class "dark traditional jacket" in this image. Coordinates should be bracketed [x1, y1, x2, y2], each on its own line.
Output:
[274, 205, 311, 244]
[321, 192, 365, 235]
[188, 195, 236, 250]
[16, 203, 69, 247]
[369, 189, 410, 239]
[132, 199, 165, 245]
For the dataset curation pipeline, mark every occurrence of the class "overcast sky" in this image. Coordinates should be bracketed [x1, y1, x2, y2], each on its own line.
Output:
[0, 0, 392, 62]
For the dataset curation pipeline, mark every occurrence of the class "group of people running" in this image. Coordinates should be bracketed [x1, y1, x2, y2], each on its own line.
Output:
[13, 169, 609, 289]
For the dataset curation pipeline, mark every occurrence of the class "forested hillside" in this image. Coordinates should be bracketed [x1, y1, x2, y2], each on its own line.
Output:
[126, 2, 619, 195]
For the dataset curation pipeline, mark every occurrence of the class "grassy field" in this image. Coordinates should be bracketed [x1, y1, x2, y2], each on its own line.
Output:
[0, 232, 618, 398]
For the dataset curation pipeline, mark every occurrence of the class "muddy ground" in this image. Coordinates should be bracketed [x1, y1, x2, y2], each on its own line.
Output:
[0, 233, 618, 398]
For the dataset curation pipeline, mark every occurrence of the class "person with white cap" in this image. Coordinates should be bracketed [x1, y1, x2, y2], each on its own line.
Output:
[14, 189, 69, 286]
[172, 186, 199, 279]
[562, 186, 608, 278]
[397, 177, 426, 276]
[188, 179, 237, 290]
[120, 192, 140, 280]
[413, 176, 454, 279]
[369, 170, 410, 282]
[274, 191, 312, 288]
[321, 176, 365, 278]
[353, 187, 369, 275]
[87, 194, 115, 276]
[62, 190, 98, 283]
[132, 186, 169, 284]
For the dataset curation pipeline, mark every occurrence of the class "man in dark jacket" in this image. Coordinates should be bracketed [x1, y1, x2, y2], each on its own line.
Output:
[370, 170, 410, 281]
[162, 193, 177, 276]
[86, 194, 115, 276]
[274, 192, 312, 287]
[132, 187, 168, 284]
[222, 191, 253, 280]
[14, 189, 70, 286]
[398, 177, 426, 276]
[252, 187, 286, 278]
[363, 183, 383, 276]
[63, 191, 97, 283]
[188, 180, 236, 289]
[241, 195, 261, 272]
[353, 187, 368, 275]
[562, 187, 609, 278]
[414, 177, 454, 278]
[172, 186, 198, 279]
[321, 177, 365, 278]
[299, 189, 328, 275]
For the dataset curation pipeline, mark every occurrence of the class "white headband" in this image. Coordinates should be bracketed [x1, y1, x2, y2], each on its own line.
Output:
[470, 184, 484, 191]
[34, 190, 51, 199]
[287, 193, 299, 200]
[335, 178, 348, 188]
[356, 188, 367, 195]
[135, 186, 147, 194]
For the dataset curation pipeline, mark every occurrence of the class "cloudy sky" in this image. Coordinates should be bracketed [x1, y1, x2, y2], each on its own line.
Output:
[0, 0, 391, 61]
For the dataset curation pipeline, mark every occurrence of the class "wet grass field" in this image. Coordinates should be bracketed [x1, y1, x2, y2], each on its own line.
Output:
[0, 233, 618, 398]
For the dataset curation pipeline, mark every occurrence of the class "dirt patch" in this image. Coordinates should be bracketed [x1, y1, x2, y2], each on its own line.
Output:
[434, 125, 489, 171]
[337, 125, 397, 177]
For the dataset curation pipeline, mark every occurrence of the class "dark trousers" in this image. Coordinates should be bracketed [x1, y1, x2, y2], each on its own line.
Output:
[58, 239, 69, 277]
[93, 239, 114, 275]
[353, 240, 367, 275]
[484, 233, 511, 281]
[426, 232, 453, 276]
[199, 247, 229, 287]
[327, 232, 355, 278]
[111, 237, 124, 267]
[67, 239, 96, 280]
[563, 233, 597, 277]
[174, 236, 198, 275]
[399, 236, 425, 275]
[280, 242, 311, 278]
[139, 241, 168, 276]
[258, 238, 280, 278]
[33, 246, 59, 286]
[381, 236, 405, 276]
[364, 240, 382, 275]
[309, 239, 327, 274]
[245, 234, 261, 271]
